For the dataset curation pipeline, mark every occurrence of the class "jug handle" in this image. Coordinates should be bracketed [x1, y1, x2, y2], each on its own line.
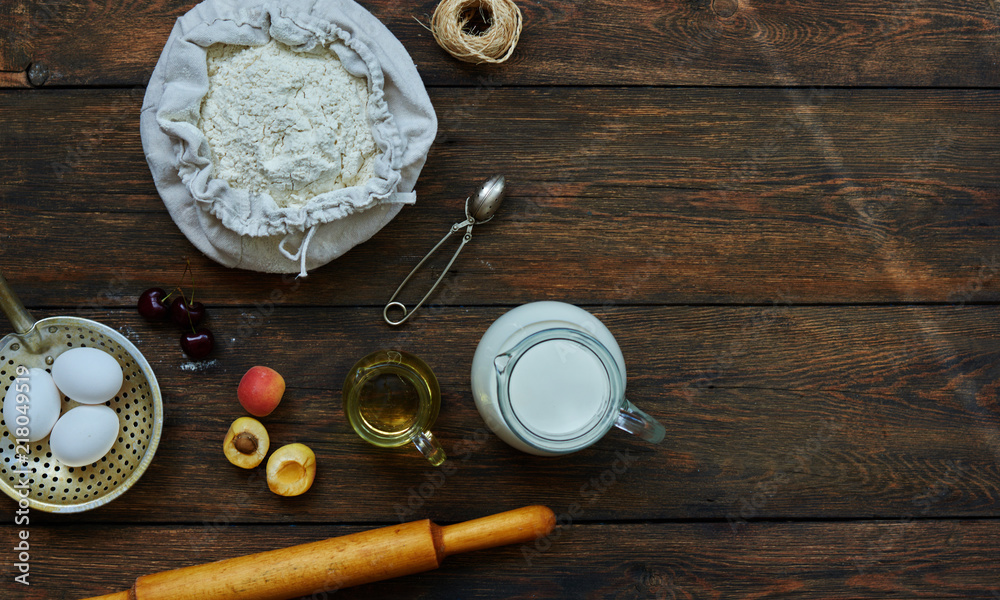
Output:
[413, 430, 448, 467]
[614, 400, 666, 444]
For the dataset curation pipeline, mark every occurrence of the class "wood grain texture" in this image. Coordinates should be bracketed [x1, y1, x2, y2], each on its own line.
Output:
[1, 306, 996, 525]
[1, 88, 998, 305]
[5, 0, 1000, 88]
[26, 521, 1000, 600]
[1, 1, 998, 598]
[0, 0, 31, 74]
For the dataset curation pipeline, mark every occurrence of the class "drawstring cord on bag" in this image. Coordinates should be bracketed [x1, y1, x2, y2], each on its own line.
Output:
[278, 225, 318, 278]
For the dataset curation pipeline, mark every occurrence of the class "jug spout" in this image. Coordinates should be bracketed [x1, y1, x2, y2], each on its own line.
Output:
[494, 352, 513, 376]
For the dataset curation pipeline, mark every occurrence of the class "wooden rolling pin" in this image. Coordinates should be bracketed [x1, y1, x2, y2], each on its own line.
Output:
[80, 505, 555, 600]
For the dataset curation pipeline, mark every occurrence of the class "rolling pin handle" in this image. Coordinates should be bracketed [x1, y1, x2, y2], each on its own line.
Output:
[438, 505, 557, 557]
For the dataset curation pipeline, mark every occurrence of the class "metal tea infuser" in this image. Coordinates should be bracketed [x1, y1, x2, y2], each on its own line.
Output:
[384, 175, 507, 326]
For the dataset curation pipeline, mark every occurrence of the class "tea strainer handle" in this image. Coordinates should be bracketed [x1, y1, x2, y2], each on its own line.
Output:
[384, 219, 475, 326]
[383, 175, 507, 326]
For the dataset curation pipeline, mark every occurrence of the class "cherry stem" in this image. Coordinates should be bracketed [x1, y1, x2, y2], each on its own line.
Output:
[186, 259, 198, 334]
[188, 259, 196, 305]
[187, 303, 196, 335]
[164, 286, 185, 302]
[172, 260, 200, 334]
[176, 261, 193, 303]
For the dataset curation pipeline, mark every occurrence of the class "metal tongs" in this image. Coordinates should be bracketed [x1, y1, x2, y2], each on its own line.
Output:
[384, 175, 507, 325]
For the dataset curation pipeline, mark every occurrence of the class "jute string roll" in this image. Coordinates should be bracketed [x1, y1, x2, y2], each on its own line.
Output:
[430, 0, 522, 64]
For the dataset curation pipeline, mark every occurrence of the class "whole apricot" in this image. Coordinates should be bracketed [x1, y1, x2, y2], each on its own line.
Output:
[238, 366, 285, 417]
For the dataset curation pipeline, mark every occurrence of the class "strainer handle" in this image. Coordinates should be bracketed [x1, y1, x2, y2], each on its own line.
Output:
[0, 272, 36, 335]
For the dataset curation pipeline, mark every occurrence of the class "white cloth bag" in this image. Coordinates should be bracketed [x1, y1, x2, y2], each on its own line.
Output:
[140, 0, 437, 276]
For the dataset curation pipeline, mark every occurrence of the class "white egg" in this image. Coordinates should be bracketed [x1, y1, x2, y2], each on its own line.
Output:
[51, 347, 124, 404]
[3, 368, 62, 442]
[49, 405, 120, 467]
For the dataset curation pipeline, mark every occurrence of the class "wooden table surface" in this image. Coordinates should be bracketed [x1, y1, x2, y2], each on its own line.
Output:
[2, 0, 1000, 598]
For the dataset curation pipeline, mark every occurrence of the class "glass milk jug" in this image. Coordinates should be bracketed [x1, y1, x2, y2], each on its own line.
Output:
[470, 302, 665, 456]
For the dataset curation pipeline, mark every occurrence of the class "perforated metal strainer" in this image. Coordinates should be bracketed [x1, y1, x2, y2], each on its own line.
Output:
[0, 273, 163, 513]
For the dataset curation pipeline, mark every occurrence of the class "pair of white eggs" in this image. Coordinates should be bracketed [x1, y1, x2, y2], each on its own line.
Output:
[3, 348, 124, 467]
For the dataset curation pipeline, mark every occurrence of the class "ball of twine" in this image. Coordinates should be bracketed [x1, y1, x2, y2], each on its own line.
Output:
[430, 0, 523, 64]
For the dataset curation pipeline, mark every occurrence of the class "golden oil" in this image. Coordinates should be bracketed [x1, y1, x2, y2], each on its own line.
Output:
[342, 350, 441, 448]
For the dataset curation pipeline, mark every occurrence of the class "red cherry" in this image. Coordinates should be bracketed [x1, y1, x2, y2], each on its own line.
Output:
[138, 288, 170, 320]
[171, 297, 206, 327]
[180, 328, 214, 359]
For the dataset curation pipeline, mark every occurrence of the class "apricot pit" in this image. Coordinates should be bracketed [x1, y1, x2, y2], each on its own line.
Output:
[223, 417, 269, 469]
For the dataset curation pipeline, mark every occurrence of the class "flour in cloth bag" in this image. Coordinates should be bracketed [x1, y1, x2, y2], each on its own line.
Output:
[141, 0, 438, 276]
[199, 40, 378, 208]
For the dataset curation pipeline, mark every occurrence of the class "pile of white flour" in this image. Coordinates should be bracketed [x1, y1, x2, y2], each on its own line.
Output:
[198, 40, 377, 208]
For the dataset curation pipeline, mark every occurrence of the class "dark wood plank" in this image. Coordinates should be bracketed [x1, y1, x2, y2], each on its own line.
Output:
[6, 0, 1000, 88]
[8, 87, 999, 200]
[19, 521, 1000, 599]
[2, 306, 997, 524]
[0, 0, 31, 75]
[1, 88, 998, 305]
